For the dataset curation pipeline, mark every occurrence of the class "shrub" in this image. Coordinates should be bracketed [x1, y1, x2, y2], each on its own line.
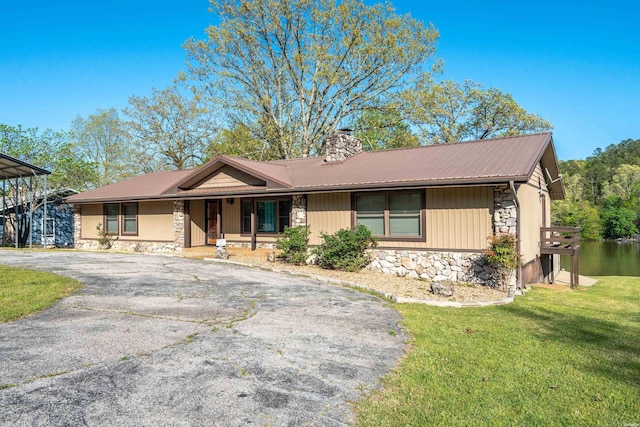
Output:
[96, 223, 118, 249]
[276, 225, 310, 265]
[484, 233, 519, 290]
[314, 225, 378, 272]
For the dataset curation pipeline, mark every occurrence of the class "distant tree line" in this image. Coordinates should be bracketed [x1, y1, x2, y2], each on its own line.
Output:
[552, 138, 640, 240]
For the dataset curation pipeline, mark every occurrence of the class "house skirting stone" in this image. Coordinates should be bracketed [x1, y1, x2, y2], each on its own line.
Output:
[367, 249, 501, 287]
[74, 239, 179, 253]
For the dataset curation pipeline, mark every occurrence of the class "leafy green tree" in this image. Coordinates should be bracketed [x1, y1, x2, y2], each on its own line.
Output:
[49, 143, 99, 191]
[401, 78, 552, 144]
[551, 199, 601, 240]
[0, 124, 98, 245]
[71, 108, 135, 186]
[600, 196, 638, 239]
[609, 164, 640, 201]
[184, 0, 439, 158]
[125, 77, 217, 171]
[209, 121, 281, 161]
[352, 108, 419, 150]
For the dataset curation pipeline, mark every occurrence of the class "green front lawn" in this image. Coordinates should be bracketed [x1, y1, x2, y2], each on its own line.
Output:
[355, 277, 640, 426]
[0, 265, 82, 323]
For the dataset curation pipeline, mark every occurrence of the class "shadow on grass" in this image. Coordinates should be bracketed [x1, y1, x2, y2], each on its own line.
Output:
[500, 303, 640, 389]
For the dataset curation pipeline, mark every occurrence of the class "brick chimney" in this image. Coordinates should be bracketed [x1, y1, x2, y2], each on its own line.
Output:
[325, 128, 362, 163]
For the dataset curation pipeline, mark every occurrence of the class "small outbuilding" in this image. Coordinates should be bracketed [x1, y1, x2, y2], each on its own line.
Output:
[0, 153, 51, 248]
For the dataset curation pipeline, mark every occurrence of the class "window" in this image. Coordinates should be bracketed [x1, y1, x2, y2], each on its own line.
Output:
[122, 203, 138, 235]
[242, 198, 292, 234]
[242, 201, 252, 233]
[389, 193, 421, 235]
[104, 204, 119, 234]
[355, 191, 423, 238]
[356, 195, 385, 235]
[279, 200, 292, 231]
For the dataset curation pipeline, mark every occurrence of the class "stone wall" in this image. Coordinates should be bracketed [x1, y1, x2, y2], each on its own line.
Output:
[291, 194, 307, 227]
[367, 249, 499, 285]
[494, 185, 517, 236]
[173, 200, 184, 252]
[73, 204, 82, 245]
[74, 239, 178, 252]
[325, 130, 362, 163]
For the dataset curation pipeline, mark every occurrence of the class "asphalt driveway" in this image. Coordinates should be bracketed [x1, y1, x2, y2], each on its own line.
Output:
[0, 251, 404, 426]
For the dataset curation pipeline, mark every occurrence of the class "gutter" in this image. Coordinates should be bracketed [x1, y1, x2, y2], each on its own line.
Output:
[509, 180, 522, 295]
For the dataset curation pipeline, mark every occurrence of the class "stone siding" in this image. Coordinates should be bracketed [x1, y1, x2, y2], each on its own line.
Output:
[494, 185, 517, 236]
[74, 239, 178, 252]
[73, 204, 82, 245]
[291, 194, 307, 227]
[325, 131, 362, 163]
[173, 200, 185, 252]
[367, 249, 500, 285]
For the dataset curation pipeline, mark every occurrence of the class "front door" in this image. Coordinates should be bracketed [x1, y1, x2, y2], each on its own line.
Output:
[206, 201, 219, 245]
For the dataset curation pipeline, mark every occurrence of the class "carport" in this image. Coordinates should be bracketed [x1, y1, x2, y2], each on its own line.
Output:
[0, 152, 51, 248]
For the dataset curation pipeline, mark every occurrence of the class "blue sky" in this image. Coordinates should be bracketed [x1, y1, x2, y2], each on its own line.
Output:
[1, 0, 638, 161]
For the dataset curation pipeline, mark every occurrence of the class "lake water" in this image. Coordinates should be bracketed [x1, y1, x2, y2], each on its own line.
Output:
[560, 240, 640, 277]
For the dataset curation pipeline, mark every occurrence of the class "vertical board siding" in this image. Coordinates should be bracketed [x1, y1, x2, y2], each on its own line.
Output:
[197, 166, 264, 189]
[307, 192, 351, 245]
[81, 204, 102, 239]
[132, 201, 173, 241]
[190, 200, 206, 247]
[221, 198, 241, 236]
[530, 164, 545, 188]
[425, 187, 492, 250]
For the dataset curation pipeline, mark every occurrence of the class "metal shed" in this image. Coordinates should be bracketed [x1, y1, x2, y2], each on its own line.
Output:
[0, 153, 51, 248]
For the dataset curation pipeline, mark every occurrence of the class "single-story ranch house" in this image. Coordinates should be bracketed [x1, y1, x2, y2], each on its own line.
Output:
[67, 131, 565, 287]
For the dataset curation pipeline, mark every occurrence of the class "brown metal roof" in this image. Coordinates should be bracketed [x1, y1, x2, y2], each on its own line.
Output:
[68, 133, 564, 203]
[67, 169, 194, 203]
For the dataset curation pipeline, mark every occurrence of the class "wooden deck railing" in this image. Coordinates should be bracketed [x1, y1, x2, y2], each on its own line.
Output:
[540, 227, 581, 288]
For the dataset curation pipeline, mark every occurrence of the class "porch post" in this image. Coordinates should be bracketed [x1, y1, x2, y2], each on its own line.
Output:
[2, 179, 5, 246]
[15, 176, 18, 249]
[29, 175, 33, 248]
[250, 200, 256, 250]
[216, 200, 222, 239]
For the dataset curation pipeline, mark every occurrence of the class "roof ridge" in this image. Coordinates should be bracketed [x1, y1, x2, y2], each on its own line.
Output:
[358, 132, 553, 154]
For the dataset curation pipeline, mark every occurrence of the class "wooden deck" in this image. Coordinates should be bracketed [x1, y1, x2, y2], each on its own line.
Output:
[540, 227, 581, 288]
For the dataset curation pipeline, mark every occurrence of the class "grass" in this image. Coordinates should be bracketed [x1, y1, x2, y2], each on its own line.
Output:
[355, 277, 640, 426]
[0, 265, 82, 323]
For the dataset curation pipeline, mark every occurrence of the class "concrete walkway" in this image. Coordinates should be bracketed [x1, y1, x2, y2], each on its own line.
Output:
[554, 270, 598, 287]
[0, 251, 404, 426]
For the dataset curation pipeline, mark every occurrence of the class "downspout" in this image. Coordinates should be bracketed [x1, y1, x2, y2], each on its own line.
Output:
[509, 180, 522, 294]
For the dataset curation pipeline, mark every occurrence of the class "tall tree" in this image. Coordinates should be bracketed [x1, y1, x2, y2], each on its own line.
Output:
[184, 0, 439, 158]
[71, 108, 134, 186]
[125, 77, 217, 171]
[401, 78, 552, 144]
[352, 108, 419, 150]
